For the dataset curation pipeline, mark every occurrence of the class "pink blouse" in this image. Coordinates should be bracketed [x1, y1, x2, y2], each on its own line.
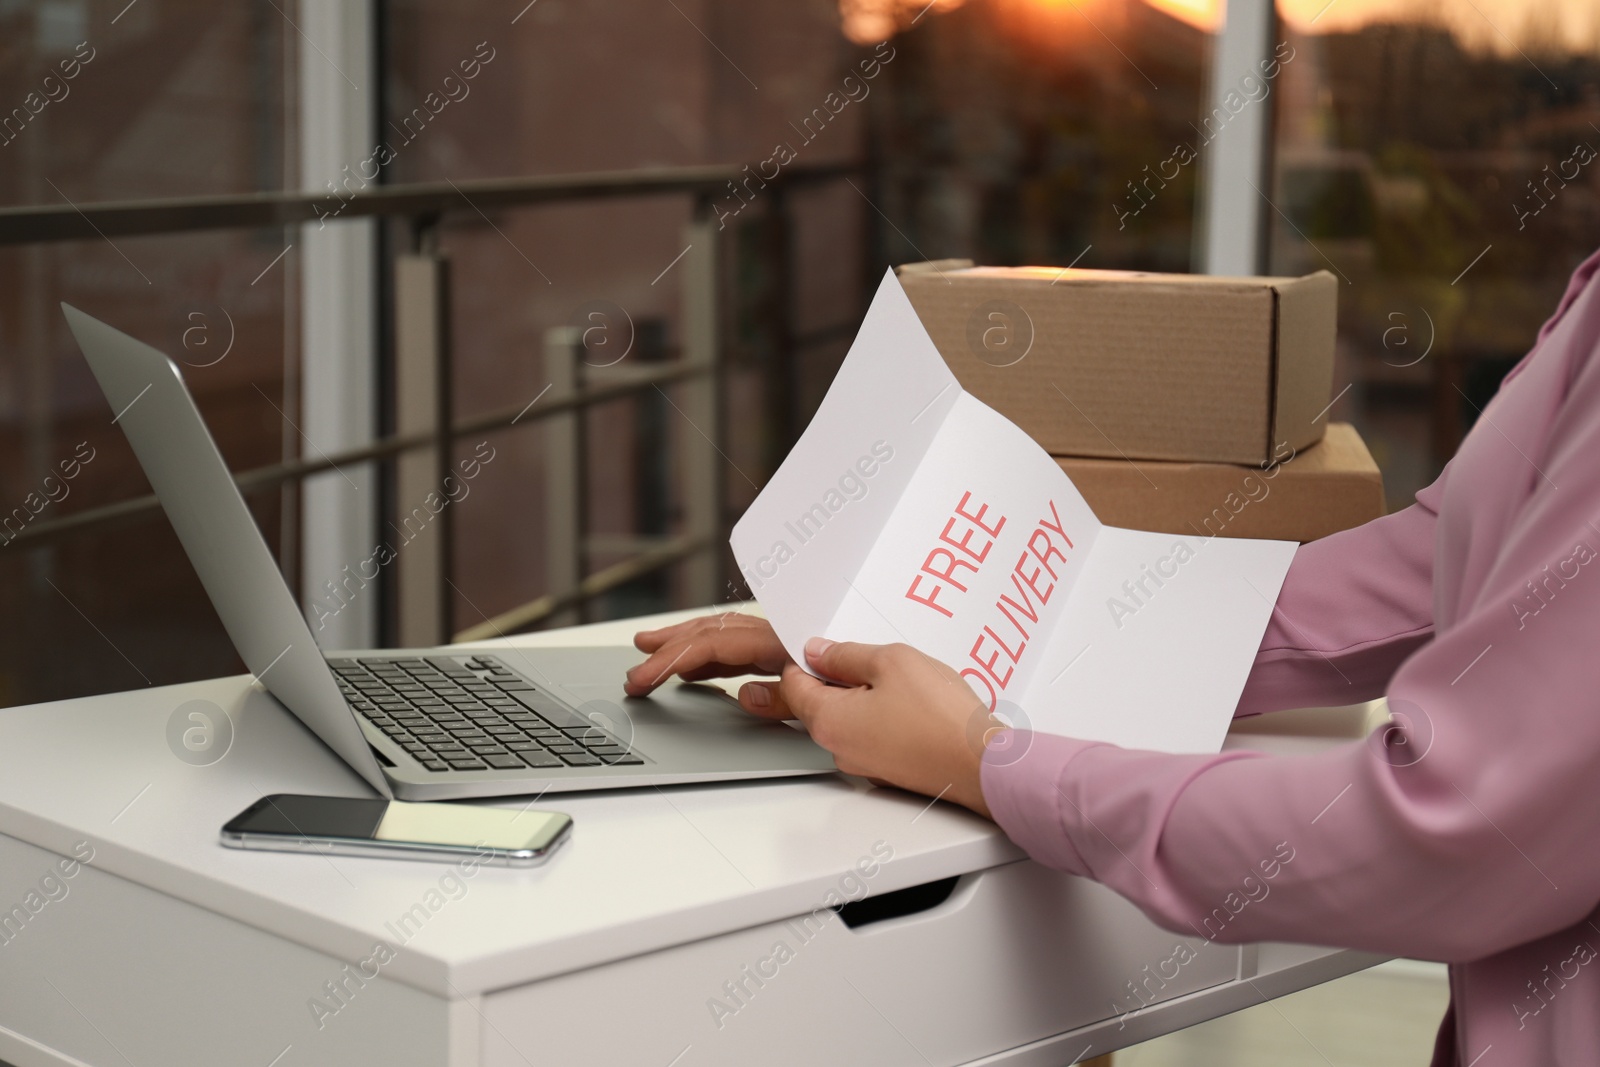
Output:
[982, 247, 1600, 1065]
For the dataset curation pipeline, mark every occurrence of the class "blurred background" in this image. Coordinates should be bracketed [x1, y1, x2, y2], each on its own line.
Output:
[1, 0, 1598, 709]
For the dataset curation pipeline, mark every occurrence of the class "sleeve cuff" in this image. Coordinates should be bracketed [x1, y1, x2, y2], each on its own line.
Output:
[980, 730, 1105, 876]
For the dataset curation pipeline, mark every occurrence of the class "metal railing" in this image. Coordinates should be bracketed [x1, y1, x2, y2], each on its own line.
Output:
[0, 165, 845, 246]
[0, 162, 859, 644]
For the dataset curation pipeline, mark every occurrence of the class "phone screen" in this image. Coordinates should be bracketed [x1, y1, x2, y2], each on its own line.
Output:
[224, 794, 568, 853]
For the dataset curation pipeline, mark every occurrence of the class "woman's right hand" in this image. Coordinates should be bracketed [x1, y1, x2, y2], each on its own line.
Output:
[624, 613, 796, 718]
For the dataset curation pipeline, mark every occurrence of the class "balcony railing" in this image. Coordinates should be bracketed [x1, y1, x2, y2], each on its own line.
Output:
[0, 162, 860, 645]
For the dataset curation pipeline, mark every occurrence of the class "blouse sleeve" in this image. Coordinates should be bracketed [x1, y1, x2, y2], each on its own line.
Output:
[1233, 476, 1440, 716]
[981, 273, 1600, 961]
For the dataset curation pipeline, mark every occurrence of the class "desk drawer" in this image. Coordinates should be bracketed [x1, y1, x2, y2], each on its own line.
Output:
[0, 832, 462, 1067]
[481, 859, 1235, 1066]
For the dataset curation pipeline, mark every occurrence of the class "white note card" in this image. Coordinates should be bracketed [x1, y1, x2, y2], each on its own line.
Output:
[731, 270, 1296, 754]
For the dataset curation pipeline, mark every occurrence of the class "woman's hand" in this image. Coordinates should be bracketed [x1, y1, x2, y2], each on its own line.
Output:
[627, 616, 1001, 819]
[780, 638, 998, 819]
[625, 613, 797, 717]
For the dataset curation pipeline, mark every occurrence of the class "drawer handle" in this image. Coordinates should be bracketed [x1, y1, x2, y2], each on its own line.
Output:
[835, 876, 960, 929]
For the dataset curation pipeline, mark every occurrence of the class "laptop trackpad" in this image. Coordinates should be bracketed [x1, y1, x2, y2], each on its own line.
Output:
[513, 646, 763, 728]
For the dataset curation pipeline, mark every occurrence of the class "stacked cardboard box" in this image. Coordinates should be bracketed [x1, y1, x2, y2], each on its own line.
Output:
[898, 261, 1385, 541]
[1056, 423, 1384, 542]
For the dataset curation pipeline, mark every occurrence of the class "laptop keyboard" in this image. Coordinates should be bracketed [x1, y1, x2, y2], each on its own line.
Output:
[332, 654, 645, 773]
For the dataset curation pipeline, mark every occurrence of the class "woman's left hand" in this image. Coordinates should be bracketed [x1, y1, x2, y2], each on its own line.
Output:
[781, 637, 999, 819]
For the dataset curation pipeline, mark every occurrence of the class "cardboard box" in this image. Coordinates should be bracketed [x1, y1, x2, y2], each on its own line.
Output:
[1055, 423, 1385, 543]
[898, 262, 1338, 466]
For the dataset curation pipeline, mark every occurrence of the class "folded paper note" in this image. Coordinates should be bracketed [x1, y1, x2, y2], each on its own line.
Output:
[731, 269, 1297, 753]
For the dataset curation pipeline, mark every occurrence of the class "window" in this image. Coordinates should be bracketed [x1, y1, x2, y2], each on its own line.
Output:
[7, 0, 1577, 707]
[1270, 0, 1600, 508]
[0, 0, 296, 704]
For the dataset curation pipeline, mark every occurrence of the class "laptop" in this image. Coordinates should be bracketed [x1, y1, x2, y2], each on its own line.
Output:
[62, 304, 835, 800]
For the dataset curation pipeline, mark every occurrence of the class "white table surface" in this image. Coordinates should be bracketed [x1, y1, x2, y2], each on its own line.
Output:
[0, 606, 1041, 999]
[0, 602, 1381, 1060]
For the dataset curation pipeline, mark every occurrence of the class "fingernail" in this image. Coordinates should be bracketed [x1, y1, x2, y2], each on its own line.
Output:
[742, 682, 770, 708]
[805, 637, 833, 659]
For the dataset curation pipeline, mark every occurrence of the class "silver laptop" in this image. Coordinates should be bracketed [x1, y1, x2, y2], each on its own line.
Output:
[63, 304, 834, 800]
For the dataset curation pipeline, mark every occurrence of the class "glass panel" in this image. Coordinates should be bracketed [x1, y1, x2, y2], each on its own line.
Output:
[862, 0, 1216, 273]
[384, 0, 876, 625]
[1270, 0, 1600, 509]
[0, 1, 296, 705]
[384, 0, 1214, 627]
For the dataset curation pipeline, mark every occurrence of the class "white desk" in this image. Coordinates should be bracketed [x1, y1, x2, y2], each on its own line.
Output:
[0, 608, 1381, 1067]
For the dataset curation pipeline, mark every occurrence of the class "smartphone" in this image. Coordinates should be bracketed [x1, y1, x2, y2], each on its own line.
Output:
[221, 794, 572, 868]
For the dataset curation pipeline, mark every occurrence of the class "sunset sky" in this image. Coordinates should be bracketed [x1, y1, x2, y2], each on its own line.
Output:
[843, 0, 1600, 52]
[1143, 0, 1600, 54]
